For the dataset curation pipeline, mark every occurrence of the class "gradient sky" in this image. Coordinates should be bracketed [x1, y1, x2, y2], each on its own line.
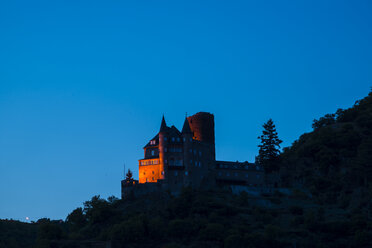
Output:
[0, 0, 371, 221]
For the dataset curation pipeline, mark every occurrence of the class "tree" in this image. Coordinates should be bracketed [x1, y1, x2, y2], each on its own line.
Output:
[66, 207, 86, 231]
[126, 169, 133, 181]
[257, 119, 282, 173]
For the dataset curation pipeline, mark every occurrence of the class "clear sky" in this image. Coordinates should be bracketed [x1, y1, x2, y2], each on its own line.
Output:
[0, 0, 371, 221]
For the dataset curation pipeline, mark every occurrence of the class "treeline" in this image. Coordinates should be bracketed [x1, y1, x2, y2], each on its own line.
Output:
[280, 90, 372, 210]
[27, 188, 372, 248]
[3, 91, 372, 248]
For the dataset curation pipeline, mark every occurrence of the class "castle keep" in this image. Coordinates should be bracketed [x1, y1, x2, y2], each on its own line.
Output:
[122, 112, 264, 198]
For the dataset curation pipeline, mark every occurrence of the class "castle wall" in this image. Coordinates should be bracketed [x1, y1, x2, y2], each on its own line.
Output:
[138, 163, 162, 183]
[215, 161, 264, 186]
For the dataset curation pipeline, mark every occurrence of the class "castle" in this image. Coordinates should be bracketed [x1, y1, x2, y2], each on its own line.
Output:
[122, 112, 264, 198]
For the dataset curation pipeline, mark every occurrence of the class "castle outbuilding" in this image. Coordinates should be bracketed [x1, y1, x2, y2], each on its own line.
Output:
[122, 112, 264, 198]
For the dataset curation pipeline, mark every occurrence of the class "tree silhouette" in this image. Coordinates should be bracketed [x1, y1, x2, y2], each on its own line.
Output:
[257, 119, 282, 173]
[126, 169, 133, 181]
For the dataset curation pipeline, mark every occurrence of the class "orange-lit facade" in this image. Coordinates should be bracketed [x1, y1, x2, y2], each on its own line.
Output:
[122, 112, 264, 198]
[138, 113, 216, 187]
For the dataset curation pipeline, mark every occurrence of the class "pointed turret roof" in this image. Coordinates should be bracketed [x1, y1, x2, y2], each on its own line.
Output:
[182, 117, 192, 134]
[160, 115, 167, 132]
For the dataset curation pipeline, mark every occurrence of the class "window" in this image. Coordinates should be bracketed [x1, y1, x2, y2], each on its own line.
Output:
[152, 177, 154, 180]
[195, 161, 197, 166]
[174, 172, 178, 176]
[150, 140, 155, 145]
[152, 171, 154, 174]
[143, 172, 146, 175]
[164, 137, 167, 141]
[151, 150, 155, 156]
[199, 151, 202, 156]
[199, 162, 202, 167]
[189, 149, 192, 153]
[183, 138, 186, 142]
[227, 173, 230, 176]
[161, 171, 164, 175]
[193, 149, 196, 155]
[218, 172, 222, 176]
[171, 137, 175, 142]
[185, 171, 188, 176]
[234, 173, 238, 177]
[177, 137, 180, 142]
[190, 138, 192, 142]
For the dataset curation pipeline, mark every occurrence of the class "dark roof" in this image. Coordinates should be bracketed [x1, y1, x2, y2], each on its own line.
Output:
[160, 115, 167, 132]
[144, 124, 182, 149]
[143, 134, 159, 148]
[215, 160, 262, 171]
[181, 117, 192, 134]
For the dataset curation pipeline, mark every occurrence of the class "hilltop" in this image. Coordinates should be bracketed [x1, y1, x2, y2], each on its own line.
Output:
[2, 91, 372, 248]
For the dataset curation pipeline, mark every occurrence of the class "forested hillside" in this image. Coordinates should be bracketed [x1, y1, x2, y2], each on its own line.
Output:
[280, 90, 372, 210]
[2, 91, 372, 248]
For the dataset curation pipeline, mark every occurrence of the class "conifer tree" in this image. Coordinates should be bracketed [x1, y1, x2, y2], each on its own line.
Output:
[257, 119, 282, 173]
[125, 169, 133, 181]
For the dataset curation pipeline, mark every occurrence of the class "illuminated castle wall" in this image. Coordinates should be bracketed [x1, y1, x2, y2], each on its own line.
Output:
[122, 112, 264, 198]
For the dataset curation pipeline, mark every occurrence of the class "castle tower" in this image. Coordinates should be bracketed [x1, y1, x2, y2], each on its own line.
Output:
[187, 112, 215, 159]
[182, 116, 193, 186]
[158, 115, 167, 182]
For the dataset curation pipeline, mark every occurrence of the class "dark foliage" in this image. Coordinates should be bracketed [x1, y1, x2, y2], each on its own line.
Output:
[3, 91, 372, 248]
[257, 119, 282, 173]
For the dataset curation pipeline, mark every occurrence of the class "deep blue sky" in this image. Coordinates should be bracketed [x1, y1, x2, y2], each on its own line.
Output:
[0, 0, 371, 221]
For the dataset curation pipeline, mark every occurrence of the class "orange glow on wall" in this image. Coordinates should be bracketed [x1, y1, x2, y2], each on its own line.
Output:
[138, 159, 164, 184]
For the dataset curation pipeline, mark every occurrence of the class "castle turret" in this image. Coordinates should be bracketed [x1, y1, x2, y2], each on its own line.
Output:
[158, 115, 167, 181]
[182, 117, 193, 186]
[187, 112, 215, 159]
